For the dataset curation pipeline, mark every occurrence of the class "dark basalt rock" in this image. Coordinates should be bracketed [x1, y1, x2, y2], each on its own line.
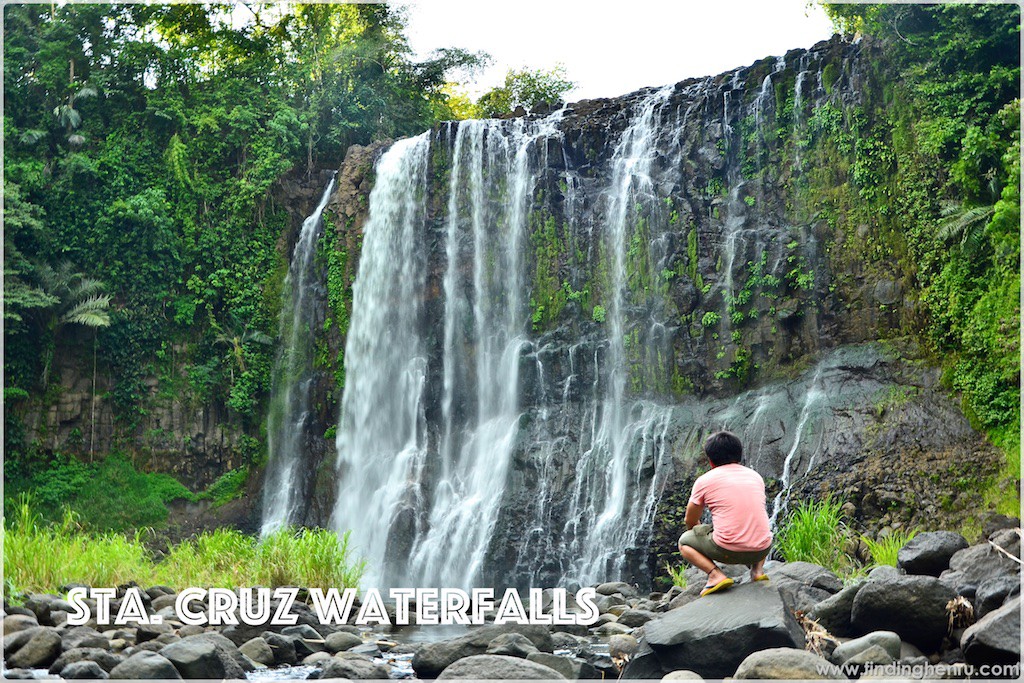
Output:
[897, 531, 969, 576]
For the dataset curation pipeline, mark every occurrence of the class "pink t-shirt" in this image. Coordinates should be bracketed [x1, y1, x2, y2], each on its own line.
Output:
[689, 463, 773, 552]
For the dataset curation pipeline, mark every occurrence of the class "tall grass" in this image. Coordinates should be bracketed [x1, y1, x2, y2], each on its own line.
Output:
[861, 529, 918, 567]
[663, 562, 688, 588]
[774, 496, 849, 572]
[4, 500, 364, 594]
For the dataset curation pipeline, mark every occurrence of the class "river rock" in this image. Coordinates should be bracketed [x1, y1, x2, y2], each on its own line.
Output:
[597, 581, 637, 598]
[896, 531, 968, 576]
[239, 637, 275, 666]
[316, 652, 390, 679]
[733, 647, 845, 679]
[593, 621, 633, 636]
[48, 647, 123, 675]
[961, 596, 1020, 666]
[989, 528, 1021, 557]
[60, 625, 110, 650]
[661, 670, 705, 680]
[150, 594, 177, 612]
[939, 543, 1020, 594]
[159, 636, 245, 679]
[108, 651, 182, 679]
[486, 632, 539, 657]
[636, 581, 805, 679]
[617, 609, 658, 627]
[60, 660, 109, 679]
[850, 575, 956, 651]
[3, 613, 38, 635]
[6, 626, 62, 668]
[411, 624, 554, 678]
[831, 631, 902, 663]
[4, 626, 42, 655]
[526, 652, 598, 679]
[135, 621, 173, 643]
[843, 644, 894, 669]
[324, 630, 362, 653]
[608, 633, 639, 660]
[975, 575, 1021, 619]
[771, 561, 844, 593]
[261, 631, 297, 665]
[807, 581, 864, 637]
[436, 653, 566, 679]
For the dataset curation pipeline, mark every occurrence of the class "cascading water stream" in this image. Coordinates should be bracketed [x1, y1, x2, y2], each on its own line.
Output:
[261, 175, 336, 535]
[331, 134, 432, 587]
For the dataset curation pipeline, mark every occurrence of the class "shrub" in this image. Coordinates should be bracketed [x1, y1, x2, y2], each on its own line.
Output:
[861, 529, 918, 567]
[774, 496, 849, 573]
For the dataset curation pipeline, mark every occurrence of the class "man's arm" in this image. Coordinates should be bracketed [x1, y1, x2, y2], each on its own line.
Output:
[684, 502, 704, 530]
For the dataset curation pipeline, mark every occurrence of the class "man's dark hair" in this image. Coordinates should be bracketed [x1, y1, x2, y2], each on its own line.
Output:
[704, 430, 743, 466]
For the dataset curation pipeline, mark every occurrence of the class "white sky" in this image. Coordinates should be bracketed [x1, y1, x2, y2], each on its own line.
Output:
[401, 0, 837, 101]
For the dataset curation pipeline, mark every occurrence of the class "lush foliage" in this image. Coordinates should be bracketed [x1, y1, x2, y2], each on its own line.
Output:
[4, 455, 194, 532]
[818, 3, 1020, 461]
[4, 500, 364, 594]
[476, 66, 575, 117]
[3, 3, 480, 491]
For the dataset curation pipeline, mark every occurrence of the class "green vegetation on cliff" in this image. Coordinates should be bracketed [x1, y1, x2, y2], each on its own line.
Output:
[3, 3, 479, 496]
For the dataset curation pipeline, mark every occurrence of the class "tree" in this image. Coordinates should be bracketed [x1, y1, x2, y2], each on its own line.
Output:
[476, 65, 575, 118]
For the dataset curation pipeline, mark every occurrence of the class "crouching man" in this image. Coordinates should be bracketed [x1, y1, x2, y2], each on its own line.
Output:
[678, 430, 773, 597]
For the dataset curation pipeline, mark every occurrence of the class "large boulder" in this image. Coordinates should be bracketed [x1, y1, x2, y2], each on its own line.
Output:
[733, 647, 846, 679]
[159, 636, 245, 679]
[436, 654, 566, 679]
[411, 624, 554, 678]
[239, 636, 275, 666]
[807, 581, 865, 637]
[108, 651, 182, 679]
[6, 626, 62, 668]
[939, 543, 1020, 594]
[897, 531, 968, 576]
[850, 575, 956, 652]
[961, 596, 1020, 666]
[633, 581, 805, 679]
[771, 562, 844, 613]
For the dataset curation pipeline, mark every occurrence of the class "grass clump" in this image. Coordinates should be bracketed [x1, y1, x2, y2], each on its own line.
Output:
[4, 499, 365, 594]
[774, 496, 849, 572]
[200, 467, 249, 507]
[664, 562, 688, 588]
[861, 529, 918, 567]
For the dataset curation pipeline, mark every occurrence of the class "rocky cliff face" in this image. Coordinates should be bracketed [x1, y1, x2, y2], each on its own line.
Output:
[305, 35, 1004, 590]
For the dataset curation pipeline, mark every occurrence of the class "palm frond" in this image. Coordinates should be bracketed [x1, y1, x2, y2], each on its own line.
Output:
[18, 129, 47, 145]
[60, 295, 112, 327]
[937, 204, 995, 246]
[75, 86, 98, 101]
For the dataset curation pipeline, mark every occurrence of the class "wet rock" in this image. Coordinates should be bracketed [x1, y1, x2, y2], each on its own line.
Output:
[317, 652, 390, 679]
[807, 581, 864, 637]
[897, 531, 969, 576]
[961, 596, 1020, 666]
[60, 660, 109, 679]
[831, 630, 901, 663]
[639, 582, 805, 679]
[486, 632, 539, 658]
[733, 647, 845, 679]
[6, 626, 62, 668]
[109, 651, 182, 679]
[437, 653, 566, 679]
[850, 576, 956, 651]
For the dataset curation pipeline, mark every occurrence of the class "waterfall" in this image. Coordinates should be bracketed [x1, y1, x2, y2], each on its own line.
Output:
[262, 175, 337, 535]
[331, 134, 432, 587]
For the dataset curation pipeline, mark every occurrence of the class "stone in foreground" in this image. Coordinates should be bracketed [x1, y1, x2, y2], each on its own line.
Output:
[850, 575, 956, 652]
[635, 581, 805, 679]
[961, 596, 1021, 666]
[437, 654, 567, 679]
[108, 651, 183, 679]
[733, 647, 847, 679]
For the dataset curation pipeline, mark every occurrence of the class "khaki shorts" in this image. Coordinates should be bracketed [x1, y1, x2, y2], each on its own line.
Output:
[678, 524, 770, 566]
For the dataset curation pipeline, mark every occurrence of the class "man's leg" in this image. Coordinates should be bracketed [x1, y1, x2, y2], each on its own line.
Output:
[749, 556, 767, 581]
[678, 543, 729, 587]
